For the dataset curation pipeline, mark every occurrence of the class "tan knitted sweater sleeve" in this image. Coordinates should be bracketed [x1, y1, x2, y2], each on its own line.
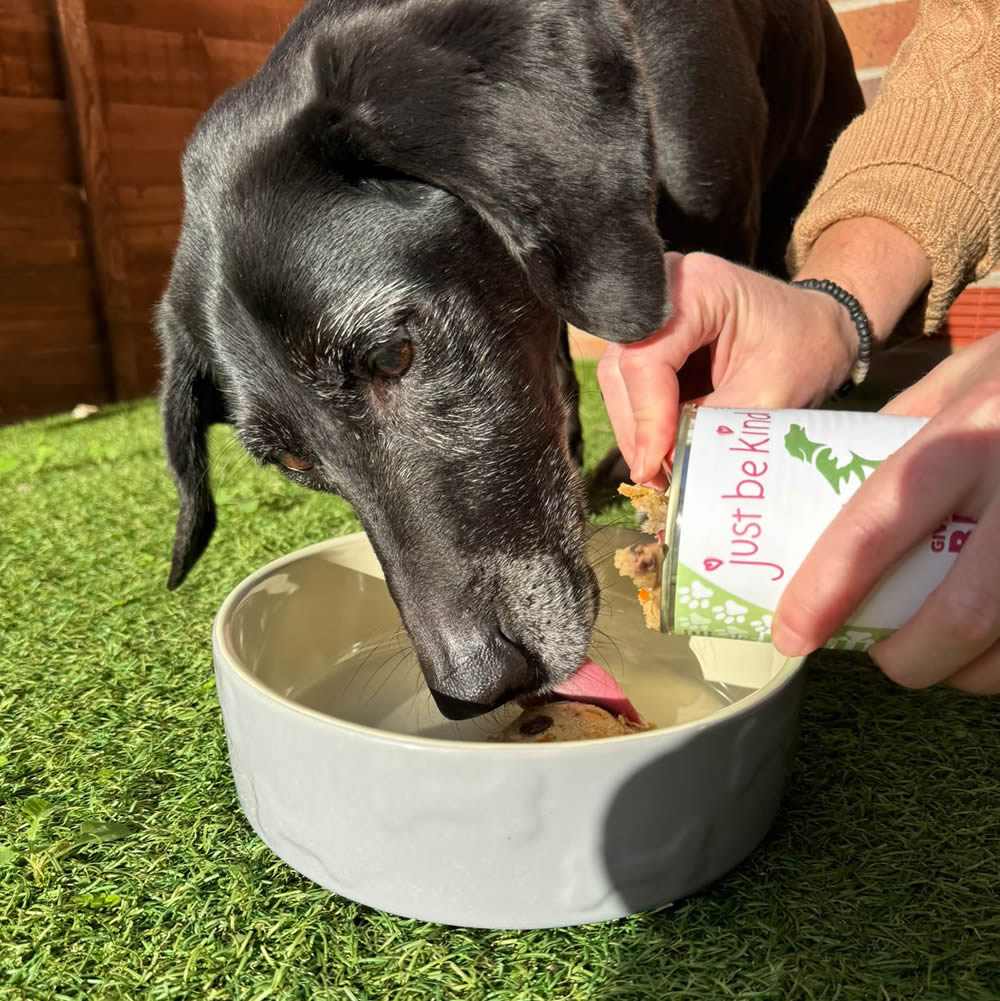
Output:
[787, 0, 1000, 333]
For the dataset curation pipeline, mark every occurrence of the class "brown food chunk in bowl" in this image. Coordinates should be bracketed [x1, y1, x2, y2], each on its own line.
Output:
[491, 701, 653, 743]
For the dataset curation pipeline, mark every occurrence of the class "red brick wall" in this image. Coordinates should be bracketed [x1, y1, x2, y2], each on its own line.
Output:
[833, 0, 917, 106]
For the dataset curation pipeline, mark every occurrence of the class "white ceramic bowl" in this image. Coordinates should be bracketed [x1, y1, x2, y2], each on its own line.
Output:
[214, 527, 805, 929]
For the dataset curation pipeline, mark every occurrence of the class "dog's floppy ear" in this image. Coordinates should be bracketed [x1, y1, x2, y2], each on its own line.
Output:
[157, 302, 229, 590]
[309, 0, 666, 342]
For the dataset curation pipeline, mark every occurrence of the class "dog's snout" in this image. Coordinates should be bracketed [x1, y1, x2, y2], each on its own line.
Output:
[422, 625, 535, 721]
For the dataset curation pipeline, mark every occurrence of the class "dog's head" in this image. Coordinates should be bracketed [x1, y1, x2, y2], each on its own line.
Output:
[158, 0, 667, 718]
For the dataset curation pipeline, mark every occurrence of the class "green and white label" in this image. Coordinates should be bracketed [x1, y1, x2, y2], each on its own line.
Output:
[670, 408, 975, 651]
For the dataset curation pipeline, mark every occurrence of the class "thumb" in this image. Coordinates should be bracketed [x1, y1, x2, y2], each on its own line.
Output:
[618, 340, 682, 483]
[622, 253, 721, 481]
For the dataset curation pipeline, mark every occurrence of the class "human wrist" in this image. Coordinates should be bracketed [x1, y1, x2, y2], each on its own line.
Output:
[793, 217, 932, 347]
[800, 286, 861, 399]
[792, 278, 874, 391]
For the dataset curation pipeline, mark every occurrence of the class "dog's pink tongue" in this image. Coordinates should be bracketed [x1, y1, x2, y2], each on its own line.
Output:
[551, 659, 643, 724]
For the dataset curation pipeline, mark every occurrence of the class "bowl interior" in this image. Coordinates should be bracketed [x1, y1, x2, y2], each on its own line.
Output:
[220, 527, 795, 742]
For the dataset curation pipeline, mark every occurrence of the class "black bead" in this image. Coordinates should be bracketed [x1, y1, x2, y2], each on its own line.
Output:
[790, 278, 873, 395]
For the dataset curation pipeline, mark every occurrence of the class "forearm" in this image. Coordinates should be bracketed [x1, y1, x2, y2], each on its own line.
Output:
[793, 216, 932, 347]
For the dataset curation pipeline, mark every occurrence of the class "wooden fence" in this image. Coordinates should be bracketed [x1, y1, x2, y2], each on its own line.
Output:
[0, 0, 300, 423]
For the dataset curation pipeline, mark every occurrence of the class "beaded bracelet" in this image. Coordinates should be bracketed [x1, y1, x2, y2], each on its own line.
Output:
[790, 278, 873, 396]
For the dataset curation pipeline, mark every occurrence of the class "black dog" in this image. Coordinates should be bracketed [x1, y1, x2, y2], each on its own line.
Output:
[158, 0, 862, 719]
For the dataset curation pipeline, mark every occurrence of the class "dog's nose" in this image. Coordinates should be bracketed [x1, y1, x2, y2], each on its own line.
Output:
[429, 690, 506, 720]
[420, 625, 535, 721]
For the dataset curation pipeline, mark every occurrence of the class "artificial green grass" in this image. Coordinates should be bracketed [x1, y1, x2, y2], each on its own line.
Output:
[2, 362, 999, 1001]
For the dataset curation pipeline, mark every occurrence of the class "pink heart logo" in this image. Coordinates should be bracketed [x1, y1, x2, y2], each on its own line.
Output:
[703, 558, 723, 572]
[716, 425, 733, 435]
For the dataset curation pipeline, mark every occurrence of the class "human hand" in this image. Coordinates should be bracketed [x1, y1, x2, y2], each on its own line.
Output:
[597, 252, 858, 488]
[773, 332, 1000, 694]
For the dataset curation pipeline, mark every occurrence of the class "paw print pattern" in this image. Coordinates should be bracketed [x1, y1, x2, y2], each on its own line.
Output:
[677, 579, 713, 610]
[712, 599, 748, 625]
[750, 615, 773, 640]
[838, 630, 875, 651]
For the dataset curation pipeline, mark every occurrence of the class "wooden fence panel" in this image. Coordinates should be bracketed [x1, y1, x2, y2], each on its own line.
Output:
[0, 10, 63, 98]
[86, 0, 299, 46]
[91, 23, 272, 109]
[0, 1, 298, 422]
[105, 103, 202, 185]
[87, 1, 298, 407]
[0, 96, 78, 182]
[0, 0, 104, 422]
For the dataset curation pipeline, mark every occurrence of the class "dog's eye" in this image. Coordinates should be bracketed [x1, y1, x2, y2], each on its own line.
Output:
[366, 338, 414, 378]
[279, 452, 313, 472]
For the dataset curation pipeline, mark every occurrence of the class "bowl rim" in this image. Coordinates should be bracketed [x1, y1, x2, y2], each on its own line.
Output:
[214, 532, 806, 754]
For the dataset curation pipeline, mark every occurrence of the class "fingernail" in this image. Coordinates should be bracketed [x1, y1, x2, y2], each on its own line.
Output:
[772, 624, 812, 657]
[630, 449, 647, 483]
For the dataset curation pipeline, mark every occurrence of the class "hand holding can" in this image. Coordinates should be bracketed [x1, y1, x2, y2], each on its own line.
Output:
[662, 406, 979, 663]
[771, 335, 1000, 694]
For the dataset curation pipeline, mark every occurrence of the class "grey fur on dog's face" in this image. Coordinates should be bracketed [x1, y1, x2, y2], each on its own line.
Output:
[158, 0, 863, 717]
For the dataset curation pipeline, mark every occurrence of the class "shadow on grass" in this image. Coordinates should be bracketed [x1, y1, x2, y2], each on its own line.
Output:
[591, 655, 1000, 999]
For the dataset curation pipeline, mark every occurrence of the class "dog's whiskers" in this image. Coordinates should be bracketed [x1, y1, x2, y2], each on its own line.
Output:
[363, 647, 420, 707]
[357, 637, 420, 703]
[214, 451, 254, 493]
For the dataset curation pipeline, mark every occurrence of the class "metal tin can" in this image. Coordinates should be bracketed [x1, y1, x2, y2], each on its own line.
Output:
[661, 405, 977, 650]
